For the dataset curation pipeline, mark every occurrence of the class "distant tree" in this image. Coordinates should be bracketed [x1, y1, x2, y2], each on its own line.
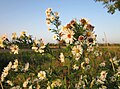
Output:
[95, 0, 120, 14]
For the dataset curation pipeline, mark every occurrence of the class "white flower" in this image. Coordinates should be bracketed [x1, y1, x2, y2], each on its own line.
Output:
[12, 59, 18, 71]
[32, 46, 38, 52]
[23, 79, 29, 88]
[100, 71, 107, 81]
[20, 31, 26, 37]
[50, 15, 55, 21]
[73, 64, 79, 70]
[28, 85, 32, 89]
[59, 53, 65, 63]
[99, 62, 106, 67]
[96, 79, 104, 85]
[72, 45, 83, 60]
[53, 34, 58, 40]
[99, 85, 107, 89]
[51, 79, 62, 88]
[24, 62, 29, 72]
[85, 58, 90, 64]
[81, 62, 85, 69]
[6, 80, 13, 86]
[60, 26, 75, 44]
[0, 38, 4, 48]
[12, 32, 17, 39]
[38, 71, 46, 80]
[10, 45, 19, 54]
[1, 61, 12, 82]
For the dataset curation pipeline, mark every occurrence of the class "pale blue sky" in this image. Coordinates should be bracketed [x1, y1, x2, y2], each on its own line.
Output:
[0, 0, 120, 43]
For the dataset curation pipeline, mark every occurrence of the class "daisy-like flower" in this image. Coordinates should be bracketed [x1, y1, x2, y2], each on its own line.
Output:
[38, 43, 46, 53]
[10, 44, 19, 54]
[24, 62, 29, 72]
[73, 64, 79, 70]
[80, 18, 89, 26]
[12, 32, 17, 39]
[46, 20, 51, 26]
[6, 80, 13, 86]
[99, 85, 107, 89]
[53, 34, 58, 40]
[50, 15, 55, 21]
[20, 31, 26, 37]
[99, 62, 106, 67]
[1, 61, 12, 82]
[85, 58, 90, 64]
[78, 35, 84, 42]
[32, 46, 38, 52]
[1, 34, 7, 41]
[60, 26, 75, 44]
[23, 78, 30, 88]
[100, 71, 107, 81]
[51, 79, 62, 88]
[38, 71, 46, 80]
[110, 56, 120, 66]
[54, 12, 59, 17]
[59, 52, 65, 63]
[12, 59, 18, 71]
[0, 38, 4, 48]
[72, 45, 83, 60]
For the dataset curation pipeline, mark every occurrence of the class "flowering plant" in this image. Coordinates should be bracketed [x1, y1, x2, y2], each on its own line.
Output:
[0, 8, 120, 89]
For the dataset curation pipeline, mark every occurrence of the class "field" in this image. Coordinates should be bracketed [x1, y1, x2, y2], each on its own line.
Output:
[0, 44, 120, 89]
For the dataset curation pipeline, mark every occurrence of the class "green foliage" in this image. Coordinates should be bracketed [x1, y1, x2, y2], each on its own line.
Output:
[95, 0, 120, 14]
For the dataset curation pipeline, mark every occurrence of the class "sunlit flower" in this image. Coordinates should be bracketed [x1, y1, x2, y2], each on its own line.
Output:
[51, 79, 62, 88]
[32, 46, 38, 52]
[23, 78, 29, 88]
[96, 79, 104, 85]
[48, 28, 51, 31]
[112, 56, 120, 65]
[38, 71, 46, 80]
[99, 62, 106, 67]
[50, 15, 55, 21]
[0, 38, 4, 48]
[81, 62, 85, 69]
[10, 45, 19, 54]
[53, 34, 58, 40]
[29, 85, 32, 89]
[1, 34, 7, 41]
[24, 62, 29, 72]
[20, 31, 26, 37]
[80, 18, 89, 26]
[12, 59, 18, 71]
[73, 64, 79, 70]
[59, 52, 65, 63]
[6, 80, 13, 86]
[60, 26, 75, 44]
[54, 12, 59, 17]
[86, 24, 94, 31]
[46, 20, 51, 26]
[85, 58, 90, 64]
[100, 71, 107, 81]
[72, 45, 83, 60]
[99, 85, 107, 89]
[1, 61, 12, 82]
[110, 76, 116, 82]
[78, 35, 84, 42]
[87, 46, 94, 52]
[12, 32, 17, 39]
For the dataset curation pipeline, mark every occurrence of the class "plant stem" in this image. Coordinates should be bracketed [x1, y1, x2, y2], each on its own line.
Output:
[0, 81, 4, 89]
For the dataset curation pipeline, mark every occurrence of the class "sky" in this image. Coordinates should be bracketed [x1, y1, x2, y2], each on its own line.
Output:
[0, 0, 120, 43]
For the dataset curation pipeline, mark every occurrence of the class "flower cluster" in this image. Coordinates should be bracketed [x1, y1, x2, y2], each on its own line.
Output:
[0, 8, 120, 89]
[32, 39, 46, 53]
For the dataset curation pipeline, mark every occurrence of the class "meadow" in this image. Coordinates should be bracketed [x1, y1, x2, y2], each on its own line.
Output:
[0, 8, 120, 89]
